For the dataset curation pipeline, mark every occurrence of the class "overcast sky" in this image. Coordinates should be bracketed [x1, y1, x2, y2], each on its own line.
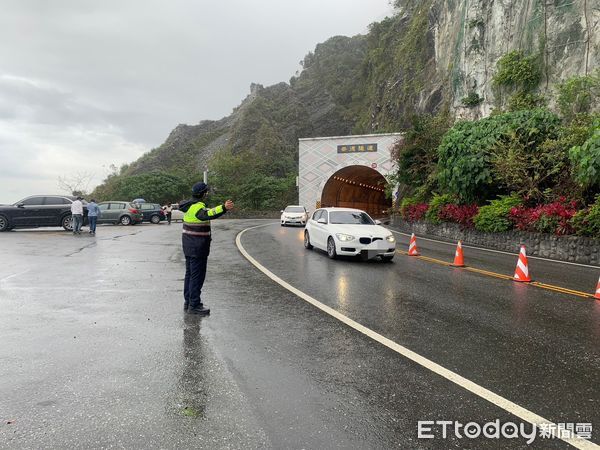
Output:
[0, 0, 394, 202]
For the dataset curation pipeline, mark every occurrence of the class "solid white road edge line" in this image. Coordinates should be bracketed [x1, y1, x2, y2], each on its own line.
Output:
[390, 229, 600, 269]
[236, 223, 598, 450]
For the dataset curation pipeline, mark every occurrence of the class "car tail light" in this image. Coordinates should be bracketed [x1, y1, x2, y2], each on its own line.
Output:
[129, 208, 139, 214]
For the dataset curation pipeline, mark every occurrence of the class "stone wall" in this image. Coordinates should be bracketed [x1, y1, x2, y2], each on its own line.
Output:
[390, 217, 600, 266]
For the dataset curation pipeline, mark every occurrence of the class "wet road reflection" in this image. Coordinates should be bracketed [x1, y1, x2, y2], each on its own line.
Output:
[336, 274, 348, 308]
[174, 315, 208, 420]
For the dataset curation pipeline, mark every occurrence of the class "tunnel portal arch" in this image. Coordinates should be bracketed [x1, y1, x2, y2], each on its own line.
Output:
[320, 166, 391, 217]
[298, 132, 401, 216]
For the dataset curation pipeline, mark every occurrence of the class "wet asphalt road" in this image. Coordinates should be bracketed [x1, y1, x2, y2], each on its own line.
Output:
[387, 230, 600, 294]
[1, 220, 598, 449]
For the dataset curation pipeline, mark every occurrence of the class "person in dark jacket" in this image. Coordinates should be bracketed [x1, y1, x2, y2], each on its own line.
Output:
[179, 182, 234, 315]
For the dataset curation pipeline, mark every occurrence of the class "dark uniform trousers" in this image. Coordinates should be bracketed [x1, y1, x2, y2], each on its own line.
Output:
[182, 236, 210, 309]
[184, 253, 208, 309]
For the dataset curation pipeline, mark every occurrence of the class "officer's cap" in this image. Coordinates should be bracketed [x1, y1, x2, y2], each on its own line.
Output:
[192, 182, 209, 195]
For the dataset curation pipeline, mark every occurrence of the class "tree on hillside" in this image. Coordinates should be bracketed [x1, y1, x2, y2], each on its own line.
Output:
[92, 171, 190, 204]
[58, 171, 94, 197]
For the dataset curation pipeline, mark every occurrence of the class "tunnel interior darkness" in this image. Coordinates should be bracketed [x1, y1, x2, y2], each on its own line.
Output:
[321, 165, 391, 217]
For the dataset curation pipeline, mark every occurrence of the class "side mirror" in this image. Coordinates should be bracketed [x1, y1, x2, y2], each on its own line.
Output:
[317, 218, 327, 224]
[280, 210, 284, 213]
[375, 220, 382, 225]
[17, 203, 24, 208]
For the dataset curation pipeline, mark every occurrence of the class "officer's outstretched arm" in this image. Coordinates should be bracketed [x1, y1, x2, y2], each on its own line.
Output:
[195, 204, 227, 221]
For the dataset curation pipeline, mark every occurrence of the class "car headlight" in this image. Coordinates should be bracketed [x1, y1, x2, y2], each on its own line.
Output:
[336, 233, 355, 242]
[386, 235, 396, 243]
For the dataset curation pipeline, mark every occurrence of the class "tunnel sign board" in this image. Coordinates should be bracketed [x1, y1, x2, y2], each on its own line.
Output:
[337, 143, 377, 154]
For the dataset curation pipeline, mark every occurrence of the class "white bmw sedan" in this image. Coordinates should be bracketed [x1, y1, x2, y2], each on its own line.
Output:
[304, 207, 396, 261]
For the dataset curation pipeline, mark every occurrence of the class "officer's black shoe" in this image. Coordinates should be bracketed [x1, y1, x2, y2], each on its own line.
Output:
[187, 307, 210, 316]
[184, 301, 203, 311]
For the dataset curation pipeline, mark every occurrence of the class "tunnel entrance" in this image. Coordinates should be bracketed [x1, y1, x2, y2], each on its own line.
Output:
[320, 165, 391, 217]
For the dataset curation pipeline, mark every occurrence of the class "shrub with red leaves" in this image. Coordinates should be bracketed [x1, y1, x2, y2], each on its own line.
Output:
[509, 199, 578, 235]
[508, 206, 535, 231]
[402, 203, 429, 222]
[438, 204, 479, 228]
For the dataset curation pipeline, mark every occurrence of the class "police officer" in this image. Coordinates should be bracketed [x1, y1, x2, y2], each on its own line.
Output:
[178, 182, 234, 315]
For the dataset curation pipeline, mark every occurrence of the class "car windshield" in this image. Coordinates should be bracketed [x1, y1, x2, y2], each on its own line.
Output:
[285, 206, 304, 213]
[329, 211, 374, 225]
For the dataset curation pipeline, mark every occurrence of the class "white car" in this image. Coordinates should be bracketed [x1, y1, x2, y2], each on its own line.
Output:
[170, 209, 184, 222]
[304, 207, 396, 261]
[169, 204, 185, 222]
[281, 205, 308, 226]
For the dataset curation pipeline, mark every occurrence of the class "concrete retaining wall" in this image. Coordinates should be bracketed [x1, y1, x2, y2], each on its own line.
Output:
[390, 217, 600, 266]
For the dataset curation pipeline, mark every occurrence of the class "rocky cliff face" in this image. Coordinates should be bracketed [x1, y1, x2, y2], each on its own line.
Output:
[119, 35, 365, 178]
[431, 0, 598, 118]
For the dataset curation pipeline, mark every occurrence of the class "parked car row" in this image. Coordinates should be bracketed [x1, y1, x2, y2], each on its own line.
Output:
[0, 196, 172, 232]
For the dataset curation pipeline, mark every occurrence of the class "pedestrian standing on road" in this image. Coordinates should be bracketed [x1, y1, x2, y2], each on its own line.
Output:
[163, 203, 173, 225]
[71, 196, 84, 235]
[87, 199, 100, 235]
[179, 182, 234, 315]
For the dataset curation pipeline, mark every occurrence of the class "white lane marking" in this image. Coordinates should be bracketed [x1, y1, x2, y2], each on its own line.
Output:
[236, 223, 598, 449]
[390, 230, 600, 269]
[0, 269, 30, 283]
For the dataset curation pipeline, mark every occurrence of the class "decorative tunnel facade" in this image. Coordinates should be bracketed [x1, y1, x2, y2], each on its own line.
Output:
[320, 166, 391, 217]
[298, 132, 401, 216]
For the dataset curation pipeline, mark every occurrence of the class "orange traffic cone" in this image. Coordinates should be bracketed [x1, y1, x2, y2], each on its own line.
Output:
[408, 233, 419, 256]
[594, 276, 600, 300]
[513, 245, 532, 282]
[452, 241, 465, 267]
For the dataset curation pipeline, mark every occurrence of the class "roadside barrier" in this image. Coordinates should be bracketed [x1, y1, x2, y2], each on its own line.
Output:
[408, 233, 420, 256]
[513, 245, 532, 282]
[595, 277, 600, 300]
[452, 240, 465, 267]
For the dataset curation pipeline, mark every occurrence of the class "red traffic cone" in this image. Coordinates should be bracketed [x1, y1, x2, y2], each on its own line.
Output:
[594, 277, 600, 300]
[452, 241, 465, 267]
[408, 233, 419, 256]
[513, 245, 532, 282]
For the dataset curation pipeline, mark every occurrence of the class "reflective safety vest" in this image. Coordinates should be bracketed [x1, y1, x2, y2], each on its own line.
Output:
[184, 202, 208, 223]
[182, 202, 225, 237]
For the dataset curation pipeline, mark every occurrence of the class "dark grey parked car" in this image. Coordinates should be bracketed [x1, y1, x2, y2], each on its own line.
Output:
[97, 201, 143, 226]
[0, 195, 86, 232]
[138, 203, 165, 224]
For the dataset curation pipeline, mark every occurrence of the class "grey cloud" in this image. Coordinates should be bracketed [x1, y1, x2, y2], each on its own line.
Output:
[0, 76, 110, 126]
[0, 0, 393, 200]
